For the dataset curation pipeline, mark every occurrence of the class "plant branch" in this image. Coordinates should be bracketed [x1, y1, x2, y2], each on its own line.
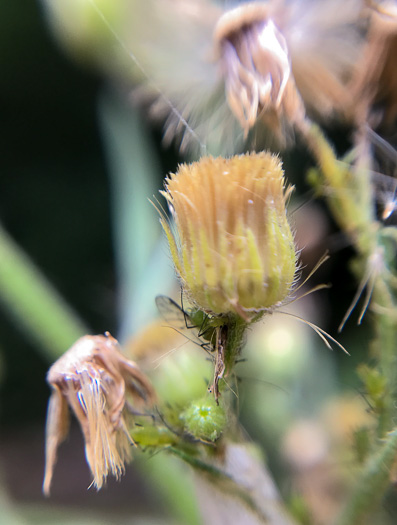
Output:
[0, 223, 87, 361]
[335, 428, 397, 525]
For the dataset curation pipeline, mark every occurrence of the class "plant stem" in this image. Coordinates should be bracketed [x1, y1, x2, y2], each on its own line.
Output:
[373, 282, 397, 436]
[298, 120, 375, 257]
[335, 429, 397, 525]
[172, 442, 298, 525]
[299, 120, 397, 521]
[0, 223, 87, 361]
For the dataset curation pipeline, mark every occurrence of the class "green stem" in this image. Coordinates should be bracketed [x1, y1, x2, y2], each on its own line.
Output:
[171, 443, 298, 525]
[375, 230, 397, 435]
[138, 451, 201, 525]
[298, 120, 375, 257]
[0, 223, 87, 361]
[299, 119, 397, 521]
[169, 446, 271, 522]
[98, 92, 174, 341]
[373, 282, 397, 436]
[335, 429, 397, 525]
[224, 314, 247, 373]
[299, 120, 397, 433]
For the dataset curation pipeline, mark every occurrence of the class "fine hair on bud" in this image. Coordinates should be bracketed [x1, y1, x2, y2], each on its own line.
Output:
[158, 153, 298, 319]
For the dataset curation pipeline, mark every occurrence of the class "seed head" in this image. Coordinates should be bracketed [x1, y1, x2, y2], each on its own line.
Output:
[159, 153, 297, 319]
[43, 332, 155, 495]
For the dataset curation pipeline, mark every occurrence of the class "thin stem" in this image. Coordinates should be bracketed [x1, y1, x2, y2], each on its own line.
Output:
[373, 280, 397, 436]
[298, 118, 397, 522]
[0, 223, 87, 361]
[298, 119, 375, 257]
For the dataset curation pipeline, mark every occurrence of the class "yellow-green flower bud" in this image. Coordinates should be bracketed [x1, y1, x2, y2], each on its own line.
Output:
[160, 153, 297, 318]
[181, 395, 227, 442]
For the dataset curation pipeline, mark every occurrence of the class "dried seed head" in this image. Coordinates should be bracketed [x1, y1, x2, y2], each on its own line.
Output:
[43, 332, 155, 495]
[214, 2, 305, 138]
[159, 153, 298, 318]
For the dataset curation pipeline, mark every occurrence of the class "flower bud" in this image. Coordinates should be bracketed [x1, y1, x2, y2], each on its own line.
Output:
[181, 394, 227, 442]
[159, 153, 297, 318]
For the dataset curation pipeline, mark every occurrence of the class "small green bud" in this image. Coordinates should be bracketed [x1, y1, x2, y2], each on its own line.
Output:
[181, 395, 227, 442]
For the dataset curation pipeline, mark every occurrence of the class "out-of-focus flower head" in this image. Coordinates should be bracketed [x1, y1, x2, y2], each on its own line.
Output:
[213, 2, 305, 141]
[141, 0, 364, 152]
[280, 0, 364, 118]
[43, 332, 155, 495]
[349, 0, 397, 129]
[42, 0, 364, 155]
[158, 153, 298, 319]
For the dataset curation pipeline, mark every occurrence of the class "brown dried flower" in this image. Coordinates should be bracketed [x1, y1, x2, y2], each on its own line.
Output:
[349, 0, 397, 128]
[43, 332, 155, 495]
[43, 0, 364, 154]
[214, 2, 305, 139]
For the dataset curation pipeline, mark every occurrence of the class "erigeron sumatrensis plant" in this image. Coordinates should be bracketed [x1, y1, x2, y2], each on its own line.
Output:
[43, 150, 346, 506]
[38, 1, 397, 523]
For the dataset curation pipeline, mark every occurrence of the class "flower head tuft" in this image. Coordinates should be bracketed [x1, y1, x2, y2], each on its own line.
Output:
[43, 332, 155, 495]
[159, 153, 298, 319]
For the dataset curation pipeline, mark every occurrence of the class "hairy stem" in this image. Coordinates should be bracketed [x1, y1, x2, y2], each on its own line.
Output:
[298, 120, 397, 522]
[335, 429, 397, 525]
[298, 120, 375, 257]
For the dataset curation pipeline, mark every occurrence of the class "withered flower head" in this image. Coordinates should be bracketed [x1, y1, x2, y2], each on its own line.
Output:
[159, 153, 298, 319]
[43, 332, 155, 495]
[214, 2, 305, 138]
[349, 0, 397, 127]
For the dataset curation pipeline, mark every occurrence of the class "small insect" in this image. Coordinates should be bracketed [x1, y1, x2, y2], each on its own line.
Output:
[155, 295, 228, 402]
[155, 294, 215, 346]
